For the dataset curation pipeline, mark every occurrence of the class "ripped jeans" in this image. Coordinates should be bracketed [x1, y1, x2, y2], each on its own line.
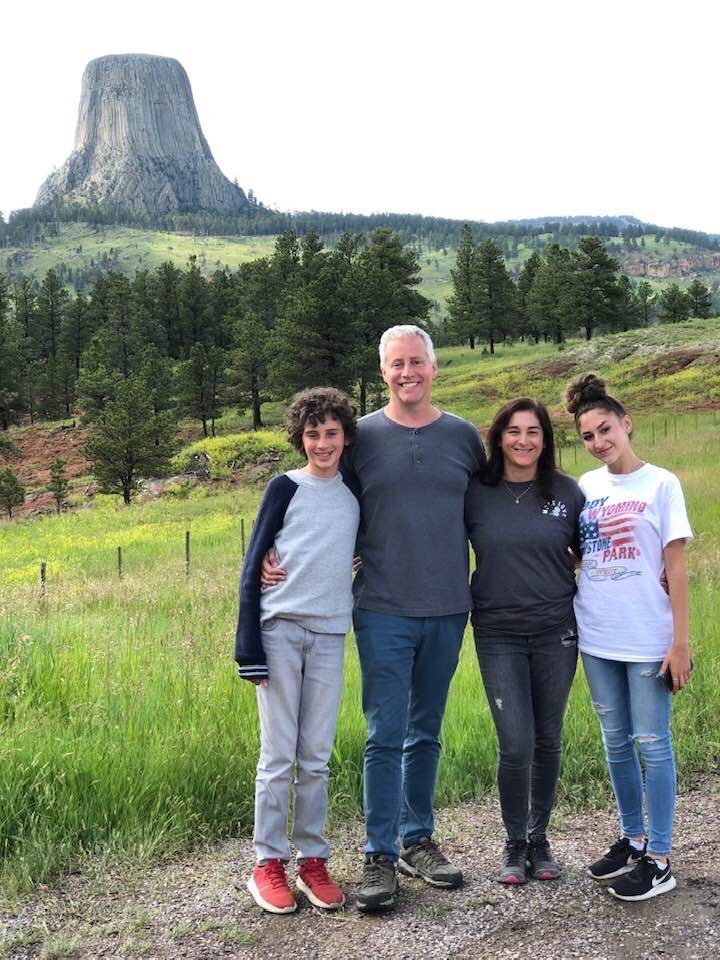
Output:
[581, 653, 675, 855]
[475, 616, 578, 845]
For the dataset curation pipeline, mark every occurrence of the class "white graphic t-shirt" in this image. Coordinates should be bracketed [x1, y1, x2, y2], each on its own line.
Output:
[574, 462, 692, 661]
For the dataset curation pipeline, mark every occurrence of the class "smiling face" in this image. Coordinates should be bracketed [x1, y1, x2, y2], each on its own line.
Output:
[500, 410, 544, 477]
[381, 334, 438, 412]
[578, 407, 634, 472]
[301, 415, 348, 478]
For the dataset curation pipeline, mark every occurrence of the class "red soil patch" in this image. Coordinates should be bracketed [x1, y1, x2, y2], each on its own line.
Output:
[1, 423, 92, 520]
[636, 348, 703, 379]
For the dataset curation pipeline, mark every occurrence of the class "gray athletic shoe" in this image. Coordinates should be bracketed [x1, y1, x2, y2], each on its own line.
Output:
[497, 840, 528, 885]
[527, 837, 562, 880]
[356, 855, 399, 912]
[398, 837, 463, 889]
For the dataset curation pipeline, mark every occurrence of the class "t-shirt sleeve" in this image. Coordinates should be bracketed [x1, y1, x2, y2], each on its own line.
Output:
[659, 472, 693, 548]
[471, 425, 486, 469]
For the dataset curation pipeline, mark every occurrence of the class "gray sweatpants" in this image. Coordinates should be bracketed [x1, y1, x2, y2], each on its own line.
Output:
[253, 618, 345, 863]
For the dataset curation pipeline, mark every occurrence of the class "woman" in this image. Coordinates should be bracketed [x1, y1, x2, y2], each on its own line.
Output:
[566, 373, 692, 902]
[466, 398, 584, 884]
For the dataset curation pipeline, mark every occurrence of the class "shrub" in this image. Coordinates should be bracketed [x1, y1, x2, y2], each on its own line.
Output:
[172, 431, 292, 479]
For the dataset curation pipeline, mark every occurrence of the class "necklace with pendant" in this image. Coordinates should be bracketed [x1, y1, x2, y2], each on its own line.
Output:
[503, 480, 535, 504]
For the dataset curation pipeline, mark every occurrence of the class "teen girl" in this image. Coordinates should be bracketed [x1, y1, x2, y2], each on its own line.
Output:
[566, 373, 692, 901]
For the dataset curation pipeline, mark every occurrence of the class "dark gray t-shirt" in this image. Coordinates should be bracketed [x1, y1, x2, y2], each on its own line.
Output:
[346, 409, 485, 617]
[466, 472, 585, 637]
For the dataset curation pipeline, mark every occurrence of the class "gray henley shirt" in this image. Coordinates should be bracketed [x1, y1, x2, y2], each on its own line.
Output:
[346, 409, 485, 617]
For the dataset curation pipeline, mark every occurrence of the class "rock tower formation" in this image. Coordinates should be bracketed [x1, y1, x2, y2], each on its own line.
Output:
[35, 54, 246, 215]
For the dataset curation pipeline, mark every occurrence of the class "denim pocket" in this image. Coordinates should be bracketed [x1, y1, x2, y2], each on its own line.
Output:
[261, 617, 280, 632]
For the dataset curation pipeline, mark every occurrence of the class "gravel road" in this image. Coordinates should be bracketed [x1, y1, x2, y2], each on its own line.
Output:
[2, 778, 718, 960]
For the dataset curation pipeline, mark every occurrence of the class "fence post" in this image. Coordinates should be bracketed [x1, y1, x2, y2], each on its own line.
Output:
[40, 561, 47, 599]
[185, 530, 191, 577]
[241, 518, 246, 558]
[117, 546, 122, 579]
[651, 421, 655, 447]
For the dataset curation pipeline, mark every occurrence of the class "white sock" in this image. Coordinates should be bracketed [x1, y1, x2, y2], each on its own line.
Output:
[626, 837, 645, 852]
[651, 857, 669, 870]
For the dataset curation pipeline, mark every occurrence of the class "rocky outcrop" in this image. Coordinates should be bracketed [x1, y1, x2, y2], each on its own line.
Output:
[622, 251, 720, 279]
[35, 54, 246, 215]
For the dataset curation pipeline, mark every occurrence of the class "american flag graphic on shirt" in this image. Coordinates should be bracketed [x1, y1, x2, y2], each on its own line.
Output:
[580, 511, 638, 550]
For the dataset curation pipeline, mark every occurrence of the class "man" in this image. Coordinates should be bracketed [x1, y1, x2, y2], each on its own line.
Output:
[347, 325, 484, 911]
[262, 324, 484, 912]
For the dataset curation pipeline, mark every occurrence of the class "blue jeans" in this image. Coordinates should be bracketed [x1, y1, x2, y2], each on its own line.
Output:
[581, 653, 675, 855]
[475, 617, 578, 845]
[353, 609, 467, 860]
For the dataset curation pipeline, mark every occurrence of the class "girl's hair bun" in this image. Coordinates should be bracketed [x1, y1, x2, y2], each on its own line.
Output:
[565, 372, 608, 415]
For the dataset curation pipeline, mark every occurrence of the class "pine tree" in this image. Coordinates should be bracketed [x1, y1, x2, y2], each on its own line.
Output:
[636, 281, 656, 326]
[447, 224, 478, 348]
[151, 261, 183, 357]
[178, 257, 212, 355]
[687, 279, 712, 318]
[0, 466, 25, 518]
[615, 275, 642, 332]
[228, 309, 269, 430]
[474, 239, 516, 353]
[659, 284, 691, 324]
[177, 344, 227, 437]
[516, 252, 542, 342]
[0, 282, 26, 429]
[268, 251, 358, 399]
[84, 377, 176, 504]
[35, 269, 69, 416]
[527, 246, 573, 344]
[48, 458, 70, 514]
[12, 275, 36, 341]
[570, 237, 621, 340]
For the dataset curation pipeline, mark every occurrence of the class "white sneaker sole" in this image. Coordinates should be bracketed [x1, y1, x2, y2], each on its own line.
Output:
[247, 875, 297, 914]
[609, 874, 677, 901]
[296, 876, 345, 909]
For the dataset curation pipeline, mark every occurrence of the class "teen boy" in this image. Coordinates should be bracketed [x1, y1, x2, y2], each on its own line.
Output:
[235, 387, 360, 914]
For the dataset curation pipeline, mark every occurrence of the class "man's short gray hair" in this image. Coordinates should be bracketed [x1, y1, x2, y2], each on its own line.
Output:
[379, 325, 437, 367]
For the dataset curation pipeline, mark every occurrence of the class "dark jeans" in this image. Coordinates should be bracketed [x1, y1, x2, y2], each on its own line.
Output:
[475, 617, 578, 845]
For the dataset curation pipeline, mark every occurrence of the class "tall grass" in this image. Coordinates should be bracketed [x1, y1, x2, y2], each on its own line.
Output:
[1, 410, 718, 894]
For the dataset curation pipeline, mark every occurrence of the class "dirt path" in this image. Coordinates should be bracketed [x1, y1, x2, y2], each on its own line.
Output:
[2, 779, 719, 960]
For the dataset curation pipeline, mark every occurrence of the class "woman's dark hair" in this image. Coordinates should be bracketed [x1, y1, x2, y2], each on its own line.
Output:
[565, 372, 627, 427]
[482, 397, 557, 501]
[286, 386, 358, 456]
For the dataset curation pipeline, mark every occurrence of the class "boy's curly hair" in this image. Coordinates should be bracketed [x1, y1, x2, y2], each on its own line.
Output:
[286, 387, 358, 456]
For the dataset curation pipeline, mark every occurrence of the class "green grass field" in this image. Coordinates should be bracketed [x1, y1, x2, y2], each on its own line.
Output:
[1, 329, 719, 896]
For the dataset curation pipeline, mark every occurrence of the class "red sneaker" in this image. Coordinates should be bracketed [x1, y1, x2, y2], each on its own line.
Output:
[247, 860, 297, 914]
[296, 858, 345, 909]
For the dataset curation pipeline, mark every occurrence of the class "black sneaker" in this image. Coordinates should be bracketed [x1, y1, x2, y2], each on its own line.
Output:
[356, 855, 399, 912]
[588, 837, 645, 880]
[609, 855, 676, 901]
[497, 840, 528, 885]
[398, 836, 463, 889]
[527, 837, 561, 881]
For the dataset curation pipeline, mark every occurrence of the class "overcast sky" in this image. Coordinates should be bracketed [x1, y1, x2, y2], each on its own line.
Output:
[2, 0, 718, 233]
